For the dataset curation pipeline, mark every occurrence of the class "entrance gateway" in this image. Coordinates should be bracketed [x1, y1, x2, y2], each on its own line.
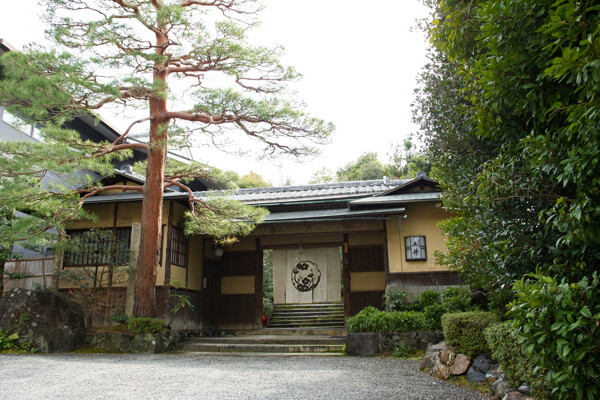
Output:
[272, 247, 341, 304]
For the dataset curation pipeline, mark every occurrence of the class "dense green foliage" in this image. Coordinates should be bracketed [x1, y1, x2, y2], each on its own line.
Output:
[348, 306, 430, 333]
[381, 287, 474, 329]
[418, 289, 441, 309]
[309, 139, 432, 183]
[262, 250, 273, 319]
[127, 318, 166, 334]
[417, 2, 600, 395]
[441, 312, 498, 356]
[223, 171, 272, 189]
[419, 0, 600, 308]
[382, 287, 411, 312]
[440, 287, 471, 313]
[508, 272, 600, 400]
[484, 322, 551, 398]
[0, 330, 35, 353]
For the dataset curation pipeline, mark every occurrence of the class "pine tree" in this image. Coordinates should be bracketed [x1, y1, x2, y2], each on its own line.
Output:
[0, 0, 333, 316]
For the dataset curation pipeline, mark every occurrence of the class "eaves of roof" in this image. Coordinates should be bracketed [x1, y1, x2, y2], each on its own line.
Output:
[349, 192, 441, 207]
[83, 191, 189, 204]
[262, 206, 406, 224]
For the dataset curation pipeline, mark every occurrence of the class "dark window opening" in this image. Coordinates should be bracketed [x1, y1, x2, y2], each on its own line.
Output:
[169, 225, 188, 267]
[64, 228, 131, 266]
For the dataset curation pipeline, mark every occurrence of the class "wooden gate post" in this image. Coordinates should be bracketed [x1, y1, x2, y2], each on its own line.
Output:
[126, 223, 141, 316]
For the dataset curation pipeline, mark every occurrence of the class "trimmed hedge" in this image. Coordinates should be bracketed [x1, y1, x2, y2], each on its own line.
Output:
[348, 306, 430, 333]
[127, 318, 166, 334]
[441, 311, 498, 356]
[485, 321, 551, 398]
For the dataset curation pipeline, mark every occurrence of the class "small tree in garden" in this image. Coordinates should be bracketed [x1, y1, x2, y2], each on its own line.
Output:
[61, 229, 131, 325]
[0, 0, 333, 317]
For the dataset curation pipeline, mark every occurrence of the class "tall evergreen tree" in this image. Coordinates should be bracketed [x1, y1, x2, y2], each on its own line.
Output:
[0, 0, 333, 316]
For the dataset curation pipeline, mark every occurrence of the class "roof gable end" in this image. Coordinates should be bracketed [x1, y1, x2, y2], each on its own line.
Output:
[379, 177, 440, 196]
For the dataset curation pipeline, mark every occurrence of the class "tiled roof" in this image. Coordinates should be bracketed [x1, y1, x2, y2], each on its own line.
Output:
[195, 179, 411, 204]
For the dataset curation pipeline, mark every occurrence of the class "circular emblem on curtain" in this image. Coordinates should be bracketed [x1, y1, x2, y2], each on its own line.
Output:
[291, 260, 322, 292]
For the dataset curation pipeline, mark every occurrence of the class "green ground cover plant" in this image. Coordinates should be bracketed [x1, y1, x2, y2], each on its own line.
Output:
[127, 318, 165, 334]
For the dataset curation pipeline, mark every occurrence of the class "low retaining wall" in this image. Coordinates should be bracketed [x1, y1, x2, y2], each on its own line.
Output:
[347, 330, 444, 357]
[86, 330, 193, 353]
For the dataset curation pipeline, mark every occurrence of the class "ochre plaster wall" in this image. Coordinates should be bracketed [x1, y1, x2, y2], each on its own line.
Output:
[221, 276, 255, 295]
[186, 234, 204, 292]
[386, 202, 450, 274]
[350, 271, 386, 291]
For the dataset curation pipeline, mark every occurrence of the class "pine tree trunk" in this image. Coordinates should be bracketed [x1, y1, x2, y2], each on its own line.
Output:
[0, 260, 5, 294]
[133, 27, 169, 318]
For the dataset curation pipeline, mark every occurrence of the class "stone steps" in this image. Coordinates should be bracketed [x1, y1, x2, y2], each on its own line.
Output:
[176, 334, 345, 354]
[268, 302, 345, 330]
[230, 327, 348, 336]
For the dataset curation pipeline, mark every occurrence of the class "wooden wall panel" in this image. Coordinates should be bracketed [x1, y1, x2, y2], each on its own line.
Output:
[222, 251, 256, 276]
[350, 291, 384, 316]
[219, 294, 256, 330]
[166, 288, 203, 330]
[387, 271, 461, 287]
[348, 246, 384, 272]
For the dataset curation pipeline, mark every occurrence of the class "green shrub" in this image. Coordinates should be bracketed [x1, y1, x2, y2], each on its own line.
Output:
[441, 287, 472, 313]
[509, 272, 600, 400]
[127, 318, 165, 334]
[109, 314, 129, 325]
[419, 289, 441, 308]
[262, 297, 274, 319]
[0, 330, 35, 353]
[423, 303, 445, 329]
[382, 287, 409, 311]
[348, 306, 429, 333]
[393, 343, 415, 358]
[484, 322, 551, 398]
[441, 311, 498, 356]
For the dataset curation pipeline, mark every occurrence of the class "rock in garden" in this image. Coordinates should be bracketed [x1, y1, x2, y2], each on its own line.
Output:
[0, 288, 86, 352]
[450, 353, 471, 375]
[437, 364, 451, 380]
[440, 347, 456, 366]
[420, 342, 446, 372]
[346, 332, 381, 357]
[486, 372, 500, 384]
[518, 383, 532, 395]
[471, 352, 494, 373]
[466, 365, 487, 383]
[502, 391, 533, 400]
[492, 377, 513, 399]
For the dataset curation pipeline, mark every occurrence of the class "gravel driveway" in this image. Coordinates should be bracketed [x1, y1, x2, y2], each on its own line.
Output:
[0, 353, 488, 400]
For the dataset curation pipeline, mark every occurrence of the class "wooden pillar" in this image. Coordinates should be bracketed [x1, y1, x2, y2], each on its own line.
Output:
[255, 238, 263, 329]
[51, 229, 65, 292]
[126, 222, 141, 316]
[383, 220, 390, 287]
[164, 200, 174, 320]
[343, 233, 350, 320]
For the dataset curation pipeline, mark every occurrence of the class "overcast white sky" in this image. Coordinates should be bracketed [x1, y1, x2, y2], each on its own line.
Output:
[0, 0, 431, 185]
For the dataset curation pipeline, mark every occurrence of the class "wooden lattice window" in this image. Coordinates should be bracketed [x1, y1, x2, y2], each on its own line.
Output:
[169, 225, 188, 267]
[404, 236, 427, 261]
[64, 228, 131, 266]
